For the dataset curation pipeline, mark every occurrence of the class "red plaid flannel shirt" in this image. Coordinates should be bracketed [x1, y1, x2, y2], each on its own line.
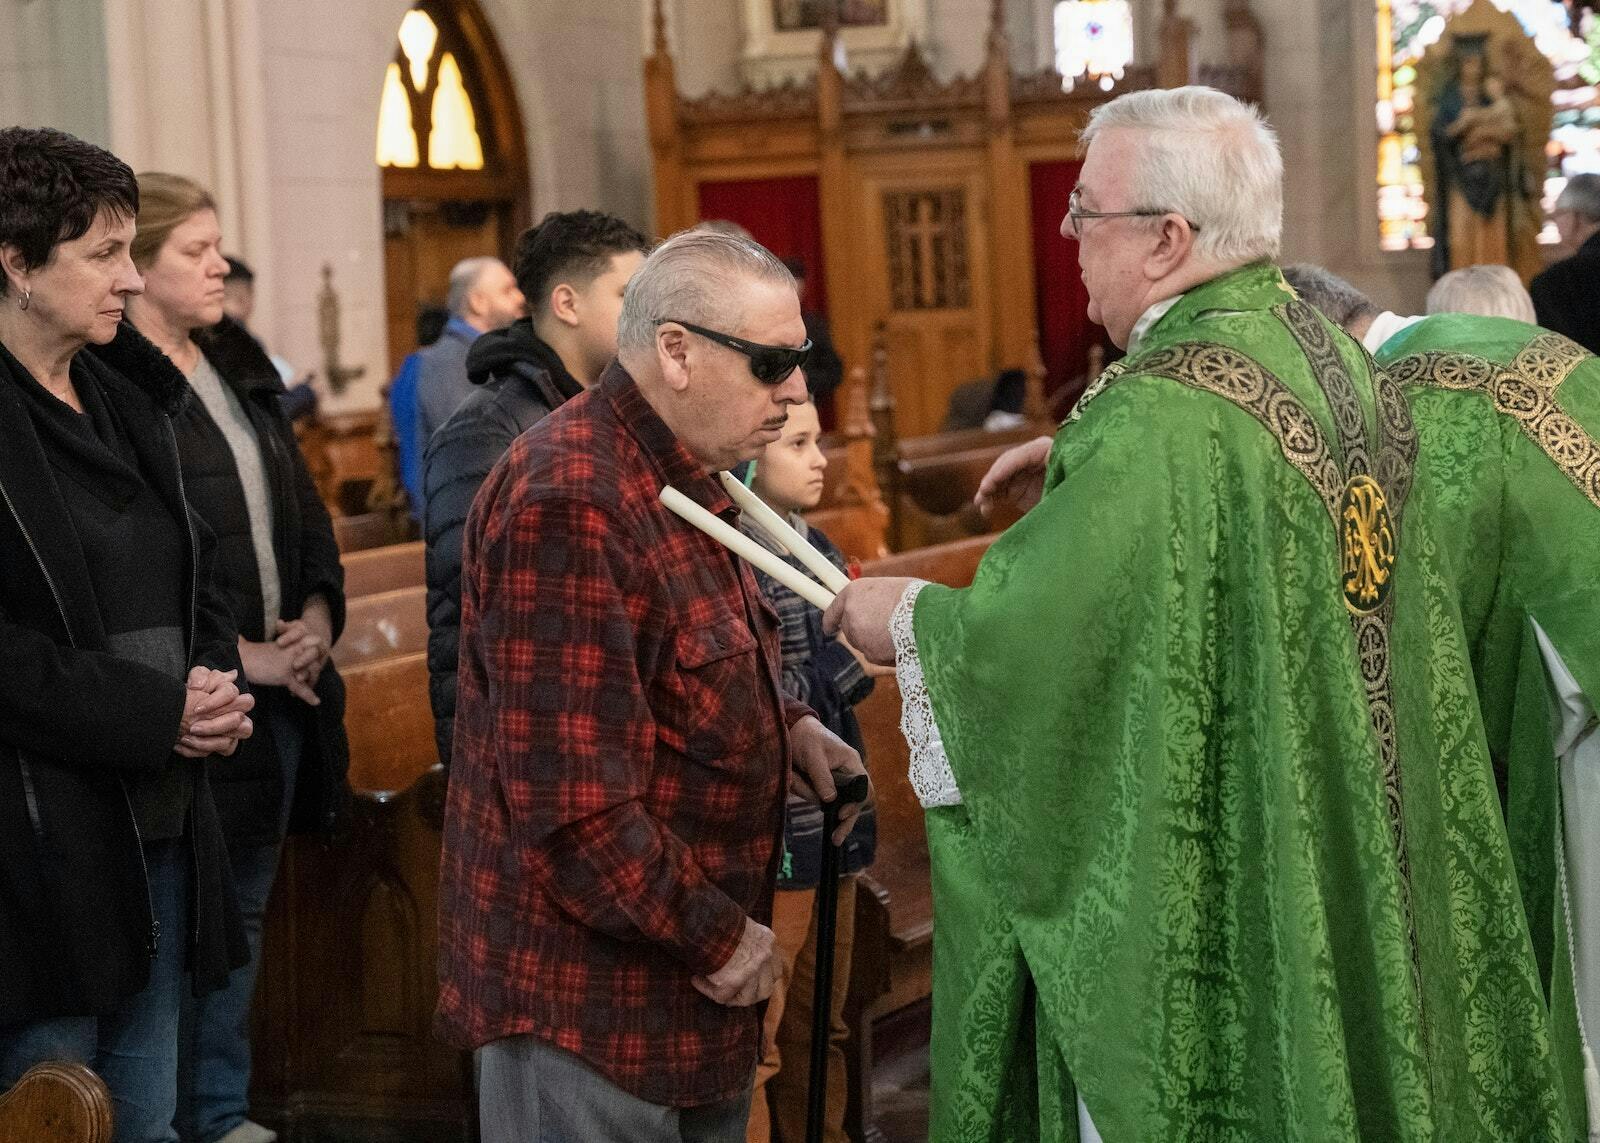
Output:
[436, 362, 809, 1107]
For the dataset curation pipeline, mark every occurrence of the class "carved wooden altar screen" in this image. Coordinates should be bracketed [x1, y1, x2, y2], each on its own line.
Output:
[644, 0, 1265, 438]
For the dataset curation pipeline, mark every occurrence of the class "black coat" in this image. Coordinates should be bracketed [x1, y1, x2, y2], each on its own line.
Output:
[0, 323, 248, 1025]
[1530, 231, 1600, 356]
[183, 318, 350, 846]
[421, 321, 583, 766]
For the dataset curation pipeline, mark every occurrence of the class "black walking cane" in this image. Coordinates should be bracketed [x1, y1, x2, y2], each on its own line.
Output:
[806, 771, 872, 1143]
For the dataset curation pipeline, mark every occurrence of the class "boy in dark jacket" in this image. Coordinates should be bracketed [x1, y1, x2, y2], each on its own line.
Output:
[739, 397, 886, 1143]
[422, 210, 646, 766]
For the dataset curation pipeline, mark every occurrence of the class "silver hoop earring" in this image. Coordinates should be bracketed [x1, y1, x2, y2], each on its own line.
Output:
[17, 289, 30, 312]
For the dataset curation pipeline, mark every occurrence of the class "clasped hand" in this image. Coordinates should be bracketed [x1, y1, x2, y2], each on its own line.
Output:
[177, 667, 255, 758]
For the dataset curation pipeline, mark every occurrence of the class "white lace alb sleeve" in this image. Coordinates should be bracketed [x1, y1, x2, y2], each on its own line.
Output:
[891, 579, 963, 808]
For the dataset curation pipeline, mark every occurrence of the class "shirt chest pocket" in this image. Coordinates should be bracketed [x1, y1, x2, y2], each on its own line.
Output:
[657, 619, 770, 765]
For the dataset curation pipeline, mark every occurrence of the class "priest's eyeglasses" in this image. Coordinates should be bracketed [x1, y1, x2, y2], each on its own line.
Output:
[658, 319, 813, 385]
[1067, 188, 1201, 239]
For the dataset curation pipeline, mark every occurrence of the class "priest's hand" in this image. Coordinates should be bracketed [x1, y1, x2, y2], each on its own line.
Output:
[692, 917, 777, 1007]
[823, 576, 913, 667]
[975, 435, 1052, 517]
[788, 715, 872, 845]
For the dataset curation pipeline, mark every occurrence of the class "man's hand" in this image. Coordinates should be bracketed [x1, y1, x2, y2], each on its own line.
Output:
[975, 435, 1052, 517]
[238, 639, 321, 706]
[177, 667, 255, 758]
[788, 715, 871, 845]
[692, 918, 777, 1007]
[822, 577, 914, 669]
[839, 631, 895, 679]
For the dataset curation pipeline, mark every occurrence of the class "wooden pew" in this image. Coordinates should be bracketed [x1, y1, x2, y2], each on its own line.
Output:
[332, 585, 429, 668]
[341, 540, 426, 598]
[892, 442, 1031, 551]
[250, 650, 469, 1138]
[843, 534, 995, 1140]
[0, 1062, 112, 1143]
[333, 511, 407, 554]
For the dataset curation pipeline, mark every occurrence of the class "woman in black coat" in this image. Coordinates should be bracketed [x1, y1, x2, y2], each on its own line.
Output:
[127, 171, 348, 1143]
[0, 128, 253, 1142]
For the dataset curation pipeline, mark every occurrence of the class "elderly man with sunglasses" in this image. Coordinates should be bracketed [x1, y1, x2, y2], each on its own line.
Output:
[825, 86, 1570, 1141]
[437, 227, 868, 1143]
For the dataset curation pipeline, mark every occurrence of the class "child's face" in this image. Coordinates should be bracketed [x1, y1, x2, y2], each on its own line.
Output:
[752, 400, 827, 514]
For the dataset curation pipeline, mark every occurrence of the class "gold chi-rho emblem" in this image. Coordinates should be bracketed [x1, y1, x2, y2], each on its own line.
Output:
[1340, 474, 1396, 613]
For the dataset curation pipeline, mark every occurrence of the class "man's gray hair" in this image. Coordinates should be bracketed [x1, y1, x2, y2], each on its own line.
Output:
[617, 228, 795, 353]
[446, 256, 501, 317]
[1557, 173, 1600, 223]
[1280, 264, 1381, 330]
[1425, 264, 1536, 323]
[1081, 86, 1283, 264]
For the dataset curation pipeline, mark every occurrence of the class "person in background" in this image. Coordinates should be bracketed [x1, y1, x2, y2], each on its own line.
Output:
[781, 257, 842, 402]
[388, 302, 451, 515]
[413, 256, 525, 452]
[220, 256, 315, 423]
[1425, 263, 1537, 322]
[127, 172, 349, 1143]
[422, 210, 646, 767]
[738, 396, 885, 1143]
[0, 127, 253, 1143]
[1531, 174, 1600, 353]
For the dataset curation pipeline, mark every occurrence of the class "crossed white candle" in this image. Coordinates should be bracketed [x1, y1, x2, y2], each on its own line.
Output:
[658, 473, 846, 611]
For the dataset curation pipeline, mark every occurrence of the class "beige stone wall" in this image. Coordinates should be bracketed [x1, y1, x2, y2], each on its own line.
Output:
[3, 0, 1432, 410]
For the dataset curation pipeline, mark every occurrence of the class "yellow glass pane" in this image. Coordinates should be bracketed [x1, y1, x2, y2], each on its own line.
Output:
[398, 8, 439, 92]
[376, 62, 419, 168]
[427, 53, 485, 171]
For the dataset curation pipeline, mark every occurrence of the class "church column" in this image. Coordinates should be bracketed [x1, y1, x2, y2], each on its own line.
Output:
[816, 16, 863, 372]
[982, 0, 1037, 374]
[644, 0, 691, 235]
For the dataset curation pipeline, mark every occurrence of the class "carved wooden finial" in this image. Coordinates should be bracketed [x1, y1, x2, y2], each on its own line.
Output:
[1024, 336, 1049, 422]
[841, 365, 876, 440]
[651, 0, 669, 56]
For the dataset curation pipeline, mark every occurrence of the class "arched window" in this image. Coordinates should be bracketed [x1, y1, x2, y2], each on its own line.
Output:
[375, 0, 528, 372]
[1376, 0, 1600, 251]
[376, 3, 496, 171]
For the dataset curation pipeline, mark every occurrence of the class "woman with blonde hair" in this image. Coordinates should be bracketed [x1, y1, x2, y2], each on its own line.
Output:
[128, 172, 349, 1143]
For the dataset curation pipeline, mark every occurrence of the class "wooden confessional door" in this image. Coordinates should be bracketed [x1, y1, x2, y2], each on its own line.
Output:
[849, 154, 993, 439]
[382, 199, 513, 374]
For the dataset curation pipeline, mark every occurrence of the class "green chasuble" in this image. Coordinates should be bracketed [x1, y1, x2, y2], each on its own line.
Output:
[909, 263, 1568, 1140]
[1377, 315, 1600, 1134]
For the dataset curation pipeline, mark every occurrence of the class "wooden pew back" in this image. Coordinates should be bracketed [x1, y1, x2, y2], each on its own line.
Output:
[341, 540, 426, 598]
[340, 651, 437, 796]
[333, 586, 429, 668]
[0, 1062, 112, 1143]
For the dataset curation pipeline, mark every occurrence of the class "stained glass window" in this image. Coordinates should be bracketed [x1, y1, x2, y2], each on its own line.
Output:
[1377, 0, 1600, 251]
[1053, 1, 1135, 93]
[376, 4, 488, 172]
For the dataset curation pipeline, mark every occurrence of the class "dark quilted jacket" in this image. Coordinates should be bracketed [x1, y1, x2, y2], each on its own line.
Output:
[422, 320, 584, 767]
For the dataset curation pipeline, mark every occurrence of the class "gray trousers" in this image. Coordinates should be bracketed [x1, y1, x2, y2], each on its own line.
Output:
[477, 1035, 753, 1143]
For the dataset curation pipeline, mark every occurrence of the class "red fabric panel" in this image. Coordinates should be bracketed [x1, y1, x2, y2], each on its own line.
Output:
[1029, 159, 1106, 411]
[696, 176, 827, 315]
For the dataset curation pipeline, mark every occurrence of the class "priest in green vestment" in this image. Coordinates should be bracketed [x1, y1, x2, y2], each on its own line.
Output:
[826, 87, 1570, 1141]
[1284, 264, 1600, 1137]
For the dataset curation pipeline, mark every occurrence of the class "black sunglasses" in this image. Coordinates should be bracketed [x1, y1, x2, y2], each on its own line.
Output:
[657, 319, 812, 385]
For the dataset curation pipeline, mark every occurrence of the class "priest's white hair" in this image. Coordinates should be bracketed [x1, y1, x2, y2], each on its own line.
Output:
[617, 228, 795, 354]
[1425, 264, 1537, 323]
[1081, 86, 1283, 265]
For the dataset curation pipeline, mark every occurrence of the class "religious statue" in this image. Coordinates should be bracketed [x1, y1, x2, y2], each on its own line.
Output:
[1415, 0, 1554, 282]
[316, 262, 366, 396]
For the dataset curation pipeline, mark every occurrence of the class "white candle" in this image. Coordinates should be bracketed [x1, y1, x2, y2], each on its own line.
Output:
[717, 471, 851, 594]
[660, 486, 837, 611]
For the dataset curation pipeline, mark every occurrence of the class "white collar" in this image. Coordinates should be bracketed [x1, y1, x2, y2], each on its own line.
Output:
[1126, 294, 1185, 356]
[1361, 311, 1425, 355]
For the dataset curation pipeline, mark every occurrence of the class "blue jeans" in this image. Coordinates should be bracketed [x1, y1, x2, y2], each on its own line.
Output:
[0, 837, 190, 1143]
[179, 698, 302, 1143]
